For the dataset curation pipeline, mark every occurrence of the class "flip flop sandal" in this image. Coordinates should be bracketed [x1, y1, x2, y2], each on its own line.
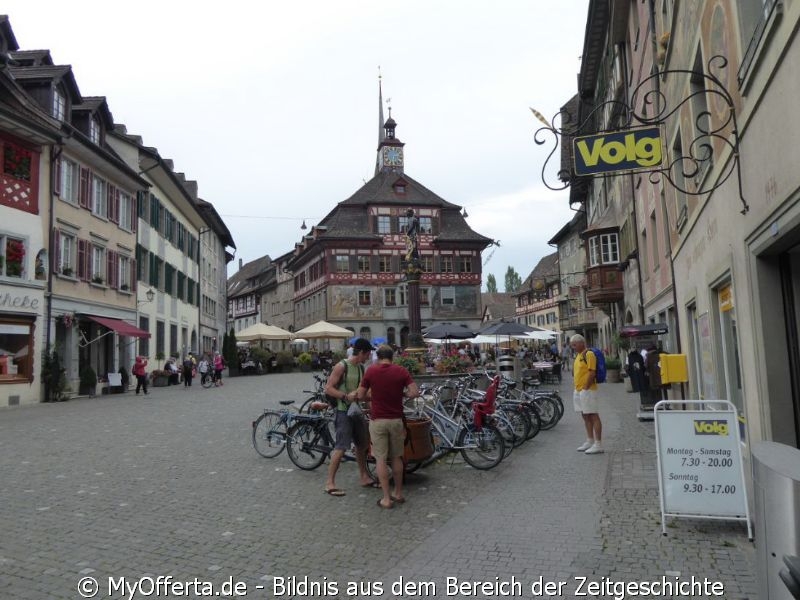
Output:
[324, 488, 346, 497]
[376, 498, 394, 509]
[390, 496, 406, 504]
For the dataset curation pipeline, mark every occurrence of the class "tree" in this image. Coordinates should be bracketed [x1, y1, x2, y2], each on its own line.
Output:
[486, 273, 497, 293]
[504, 266, 522, 292]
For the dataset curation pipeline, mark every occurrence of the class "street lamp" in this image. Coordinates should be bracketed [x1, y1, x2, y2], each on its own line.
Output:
[138, 288, 155, 306]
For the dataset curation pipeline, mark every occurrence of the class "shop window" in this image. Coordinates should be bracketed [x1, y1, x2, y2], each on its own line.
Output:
[0, 319, 34, 382]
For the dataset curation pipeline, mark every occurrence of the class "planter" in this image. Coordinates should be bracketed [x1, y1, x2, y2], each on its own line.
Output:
[606, 368, 622, 383]
[152, 376, 169, 387]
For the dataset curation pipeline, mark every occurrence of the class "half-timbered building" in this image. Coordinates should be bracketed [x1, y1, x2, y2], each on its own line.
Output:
[287, 112, 492, 348]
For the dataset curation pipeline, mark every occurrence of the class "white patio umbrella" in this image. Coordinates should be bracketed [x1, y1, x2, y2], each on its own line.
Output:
[514, 330, 557, 341]
[236, 322, 294, 342]
[293, 320, 353, 339]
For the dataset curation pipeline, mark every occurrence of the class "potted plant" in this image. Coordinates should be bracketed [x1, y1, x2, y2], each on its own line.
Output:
[120, 283, 130, 291]
[41, 348, 68, 402]
[605, 356, 623, 383]
[223, 327, 239, 376]
[61, 266, 73, 277]
[394, 353, 423, 375]
[275, 350, 295, 373]
[150, 369, 170, 387]
[155, 351, 165, 369]
[297, 352, 312, 372]
[79, 365, 97, 396]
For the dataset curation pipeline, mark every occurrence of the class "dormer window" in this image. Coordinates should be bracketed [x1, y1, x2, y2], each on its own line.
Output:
[394, 184, 406, 194]
[89, 118, 100, 144]
[52, 90, 66, 121]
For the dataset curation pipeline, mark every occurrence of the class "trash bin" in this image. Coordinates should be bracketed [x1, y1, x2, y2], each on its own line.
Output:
[498, 355, 514, 376]
[753, 441, 800, 600]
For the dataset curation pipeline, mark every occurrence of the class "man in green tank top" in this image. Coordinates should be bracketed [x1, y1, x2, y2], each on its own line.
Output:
[323, 338, 374, 495]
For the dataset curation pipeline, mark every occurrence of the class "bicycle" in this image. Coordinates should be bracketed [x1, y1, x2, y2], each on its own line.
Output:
[285, 412, 373, 472]
[200, 369, 217, 388]
[251, 399, 303, 458]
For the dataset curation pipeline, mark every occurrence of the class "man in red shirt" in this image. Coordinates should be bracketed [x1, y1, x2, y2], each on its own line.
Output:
[358, 345, 420, 509]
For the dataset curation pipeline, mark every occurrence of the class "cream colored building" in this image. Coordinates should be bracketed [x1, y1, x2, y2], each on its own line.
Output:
[108, 129, 205, 365]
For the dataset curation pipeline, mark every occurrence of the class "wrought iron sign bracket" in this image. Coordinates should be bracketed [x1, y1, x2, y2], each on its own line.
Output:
[534, 55, 749, 215]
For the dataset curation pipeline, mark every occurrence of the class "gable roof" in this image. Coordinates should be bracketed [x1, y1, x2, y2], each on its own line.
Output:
[227, 255, 273, 298]
[309, 169, 492, 245]
[480, 292, 517, 321]
[518, 252, 560, 297]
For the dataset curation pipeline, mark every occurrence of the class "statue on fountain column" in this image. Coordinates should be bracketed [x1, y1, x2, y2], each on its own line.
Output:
[404, 208, 420, 265]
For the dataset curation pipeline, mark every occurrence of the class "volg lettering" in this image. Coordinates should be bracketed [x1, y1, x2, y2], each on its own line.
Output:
[573, 127, 663, 176]
[693, 419, 729, 436]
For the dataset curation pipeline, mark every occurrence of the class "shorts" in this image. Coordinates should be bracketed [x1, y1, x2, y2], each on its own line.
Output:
[369, 418, 405, 460]
[573, 389, 599, 414]
[334, 410, 368, 451]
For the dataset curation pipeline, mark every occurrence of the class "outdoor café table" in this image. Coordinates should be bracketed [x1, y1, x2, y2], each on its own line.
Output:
[531, 361, 554, 371]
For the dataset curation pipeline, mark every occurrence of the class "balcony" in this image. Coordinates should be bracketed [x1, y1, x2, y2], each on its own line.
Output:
[585, 264, 624, 304]
[559, 306, 598, 330]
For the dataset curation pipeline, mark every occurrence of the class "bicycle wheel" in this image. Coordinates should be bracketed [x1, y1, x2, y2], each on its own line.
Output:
[285, 421, 328, 470]
[458, 424, 505, 470]
[501, 407, 531, 448]
[488, 414, 515, 457]
[522, 404, 541, 440]
[534, 396, 560, 430]
[252, 411, 287, 458]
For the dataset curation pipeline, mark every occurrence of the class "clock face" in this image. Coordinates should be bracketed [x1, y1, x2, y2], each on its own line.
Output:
[383, 146, 403, 166]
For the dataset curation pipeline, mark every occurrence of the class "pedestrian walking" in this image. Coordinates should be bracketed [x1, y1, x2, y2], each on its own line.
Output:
[213, 352, 225, 386]
[183, 355, 194, 387]
[570, 334, 603, 454]
[132, 355, 149, 395]
[198, 354, 210, 386]
[357, 345, 420, 509]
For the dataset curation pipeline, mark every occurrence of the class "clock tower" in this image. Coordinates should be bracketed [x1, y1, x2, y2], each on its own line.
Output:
[375, 84, 405, 174]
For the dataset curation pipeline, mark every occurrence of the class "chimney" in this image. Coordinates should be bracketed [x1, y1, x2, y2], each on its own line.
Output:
[239, 258, 243, 270]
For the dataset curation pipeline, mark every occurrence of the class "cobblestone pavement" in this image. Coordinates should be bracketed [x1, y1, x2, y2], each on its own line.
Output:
[0, 371, 756, 599]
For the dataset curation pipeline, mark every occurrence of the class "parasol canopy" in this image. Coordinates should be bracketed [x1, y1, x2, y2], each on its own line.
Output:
[294, 320, 354, 339]
[236, 322, 294, 341]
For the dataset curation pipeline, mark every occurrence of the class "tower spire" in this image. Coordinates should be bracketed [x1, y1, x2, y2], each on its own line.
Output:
[375, 67, 385, 175]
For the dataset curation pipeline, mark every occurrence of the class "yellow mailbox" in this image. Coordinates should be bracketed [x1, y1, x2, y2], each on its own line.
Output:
[659, 353, 688, 384]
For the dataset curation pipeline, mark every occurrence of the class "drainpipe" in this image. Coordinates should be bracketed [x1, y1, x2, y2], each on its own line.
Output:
[45, 142, 63, 400]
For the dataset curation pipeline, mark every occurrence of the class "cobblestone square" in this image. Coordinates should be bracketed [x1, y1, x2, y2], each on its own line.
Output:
[0, 372, 756, 599]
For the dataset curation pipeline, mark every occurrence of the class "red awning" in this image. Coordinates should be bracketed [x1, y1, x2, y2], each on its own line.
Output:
[87, 315, 151, 338]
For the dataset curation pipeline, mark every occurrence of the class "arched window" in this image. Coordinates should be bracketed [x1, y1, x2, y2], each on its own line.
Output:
[359, 326, 371, 340]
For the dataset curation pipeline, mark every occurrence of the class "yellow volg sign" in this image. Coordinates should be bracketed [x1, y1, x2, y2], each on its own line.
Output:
[573, 126, 663, 176]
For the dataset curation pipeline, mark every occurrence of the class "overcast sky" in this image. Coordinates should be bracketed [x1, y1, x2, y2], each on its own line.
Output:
[6, 0, 589, 288]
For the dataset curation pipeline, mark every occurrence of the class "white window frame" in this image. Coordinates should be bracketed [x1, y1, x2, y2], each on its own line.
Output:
[377, 215, 391, 234]
[419, 216, 433, 234]
[588, 233, 619, 266]
[459, 256, 472, 273]
[91, 245, 105, 282]
[118, 192, 132, 231]
[119, 255, 131, 291]
[441, 256, 454, 273]
[53, 90, 66, 121]
[0, 234, 27, 278]
[58, 231, 75, 274]
[379, 256, 391, 273]
[60, 158, 79, 204]
[335, 255, 349, 273]
[384, 288, 396, 306]
[89, 118, 100, 144]
[92, 175, 107, 218]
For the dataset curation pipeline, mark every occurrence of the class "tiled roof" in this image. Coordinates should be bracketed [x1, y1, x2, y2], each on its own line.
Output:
[339, 169, 459, 209]
[227, 255, 273, 298]
[311, 169, 492, 245]
[480, 292, 517, 320]
[520, 252, 559, 292]
[9, 49, 53, 66]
